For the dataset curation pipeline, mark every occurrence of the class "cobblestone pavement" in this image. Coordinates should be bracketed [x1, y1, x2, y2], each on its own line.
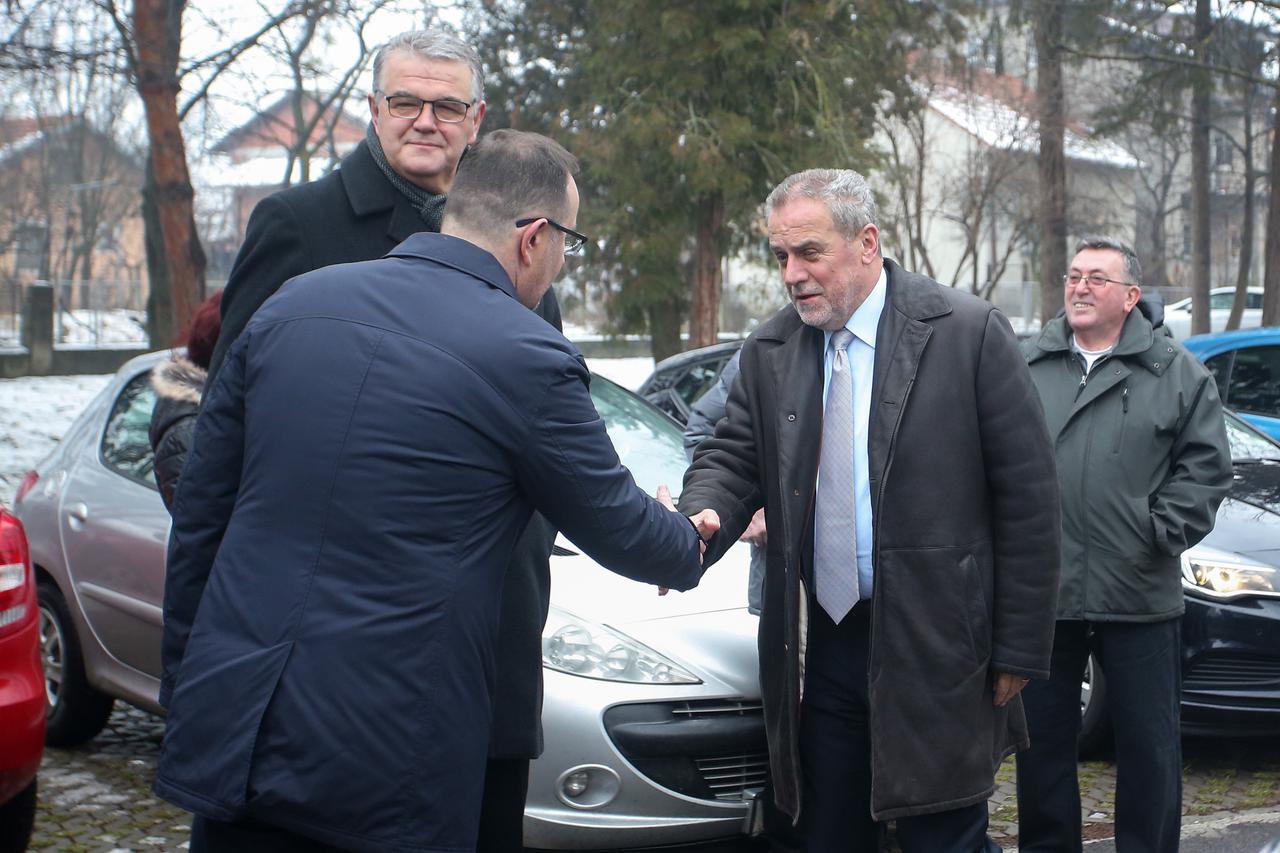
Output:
[27, 705, 1280, 851]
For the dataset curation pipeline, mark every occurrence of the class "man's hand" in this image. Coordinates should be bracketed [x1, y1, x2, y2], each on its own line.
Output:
[741, 508, 767, 546]
[993, 672, 1032, 707]
[655, 485, 720, 595]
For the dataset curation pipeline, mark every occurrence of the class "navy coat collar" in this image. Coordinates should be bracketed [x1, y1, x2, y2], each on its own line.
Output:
[387, 232, 521, 304]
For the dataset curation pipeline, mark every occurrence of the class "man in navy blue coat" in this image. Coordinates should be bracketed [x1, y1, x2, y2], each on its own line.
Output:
[155, 129, 710, 853]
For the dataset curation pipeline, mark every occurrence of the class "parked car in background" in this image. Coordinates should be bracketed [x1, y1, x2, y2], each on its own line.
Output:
[0, 507, 45, 853]
[13, 351, 764, 851]
[1183, 327, 1280, 442]
[1163, 287, 1265, 340]
[1079, 408, 1280, 750]
[639, 341, 743, 425]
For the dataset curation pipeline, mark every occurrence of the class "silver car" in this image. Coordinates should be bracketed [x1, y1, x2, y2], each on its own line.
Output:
[14, 350, 764, 850]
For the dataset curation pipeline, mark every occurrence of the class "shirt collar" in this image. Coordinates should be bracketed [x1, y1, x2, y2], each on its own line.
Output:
[824, 264, 887, 350]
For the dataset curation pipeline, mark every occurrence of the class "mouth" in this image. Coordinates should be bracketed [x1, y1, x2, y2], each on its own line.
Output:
[1070, 302, 1094, 310]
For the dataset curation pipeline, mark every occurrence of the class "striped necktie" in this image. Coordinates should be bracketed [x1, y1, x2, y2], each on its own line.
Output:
[815, 329, 859, 623]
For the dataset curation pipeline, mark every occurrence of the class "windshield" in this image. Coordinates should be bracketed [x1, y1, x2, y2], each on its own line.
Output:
[590, 376, 688, 496]
[1226, 410, 1280, 462]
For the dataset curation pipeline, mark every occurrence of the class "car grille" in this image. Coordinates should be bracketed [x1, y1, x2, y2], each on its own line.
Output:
[1185, 652, 1280, 690]
[695, 753, 770, 801]
[602, 699, 768, 802]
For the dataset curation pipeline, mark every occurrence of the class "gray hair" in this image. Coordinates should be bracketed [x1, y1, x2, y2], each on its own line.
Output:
[1074, 235, 1142, 285]
[372, 29, 485, 104]
[443, 129, 579, 239]
[764, 168, 879, 241]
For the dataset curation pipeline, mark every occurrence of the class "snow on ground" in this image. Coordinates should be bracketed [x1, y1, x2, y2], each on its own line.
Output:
[0, 374, 111, 502]
[0, 356, 655, 505]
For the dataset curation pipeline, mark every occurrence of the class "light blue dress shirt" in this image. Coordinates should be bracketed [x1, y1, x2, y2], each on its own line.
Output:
[819, 265, 886, 599]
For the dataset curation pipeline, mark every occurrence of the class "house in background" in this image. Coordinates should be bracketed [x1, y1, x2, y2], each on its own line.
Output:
[0, 115, 147, 342]
[201, 92, 366, 281]
[876, 64, 1138, 329]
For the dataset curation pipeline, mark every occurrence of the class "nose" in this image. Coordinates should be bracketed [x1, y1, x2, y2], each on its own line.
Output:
[782, 255, 806, 286]
[412, 106, 439, 133]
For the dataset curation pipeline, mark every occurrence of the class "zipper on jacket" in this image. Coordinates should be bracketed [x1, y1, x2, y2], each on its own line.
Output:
[1112, 385, 1129, 454]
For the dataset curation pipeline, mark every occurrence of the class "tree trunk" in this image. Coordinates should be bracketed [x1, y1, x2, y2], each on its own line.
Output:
[1264, 83, 1280, 327]
[1034, 0, 1067, 324]
[134, 0, 205, 347]
[1226, 99, 1254, 331]
[1189, 0, 1212, 335]
[647, 298, 683, 362]
[689, 193, 724, 350]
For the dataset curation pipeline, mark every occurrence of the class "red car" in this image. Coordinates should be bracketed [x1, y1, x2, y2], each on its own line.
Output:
[0, 506, 44, 853]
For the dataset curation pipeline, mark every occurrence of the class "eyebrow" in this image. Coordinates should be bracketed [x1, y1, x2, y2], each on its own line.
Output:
[771, 240, 822, 254]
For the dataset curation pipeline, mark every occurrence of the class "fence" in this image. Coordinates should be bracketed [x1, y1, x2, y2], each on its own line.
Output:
[0, 279, 149, 350]
[0, 281, 151, 378]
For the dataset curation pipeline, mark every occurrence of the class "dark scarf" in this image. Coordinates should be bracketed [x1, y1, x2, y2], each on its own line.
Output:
[365, 121, 448, 231]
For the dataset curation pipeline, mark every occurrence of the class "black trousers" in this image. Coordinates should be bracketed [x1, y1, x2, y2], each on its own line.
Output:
[1016, 619, 1182, 853]
[189, 815, 347, 852]
[476, 757, 530, 852]
[799, 602, 999, 853]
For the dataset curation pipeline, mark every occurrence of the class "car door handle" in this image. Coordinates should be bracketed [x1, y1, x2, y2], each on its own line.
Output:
[66, 502, 89, 529]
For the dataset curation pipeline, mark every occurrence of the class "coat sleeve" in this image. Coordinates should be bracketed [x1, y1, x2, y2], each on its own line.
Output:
[683, 349, 741, 461]
[159, 337, 249, 708]
[152, 413, 196, 513]
[207, 194, 309, 384]
[511, 356, 704, 592]
[1150, 368, 1232, 556]
[975, 309, 1062, 680]
[678, 344, 764, 566]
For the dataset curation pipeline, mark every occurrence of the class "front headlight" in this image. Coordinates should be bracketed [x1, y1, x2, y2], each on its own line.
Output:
[1181, 547, 1279, 600]
[542, 606, 701, 684]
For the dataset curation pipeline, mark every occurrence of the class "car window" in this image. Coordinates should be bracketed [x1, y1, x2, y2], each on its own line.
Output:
[590, 378, 688, 496]
[1204, 352, 1233, 403]
[672, 356, 729, 410]
[1226, 346, 1280, 417]
[1225, 411, 1280, 461]
[101, 371, 157, 485]
[1209, 292, 1234, 310]
[1247, 292, 1264, 310]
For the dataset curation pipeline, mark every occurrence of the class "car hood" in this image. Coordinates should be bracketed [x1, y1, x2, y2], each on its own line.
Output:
[549, 534, 750, 622]
[1204, 464, 1280, 562]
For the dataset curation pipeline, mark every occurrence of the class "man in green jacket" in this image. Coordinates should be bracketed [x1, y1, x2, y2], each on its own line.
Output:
[1018, 235, 1232, 853]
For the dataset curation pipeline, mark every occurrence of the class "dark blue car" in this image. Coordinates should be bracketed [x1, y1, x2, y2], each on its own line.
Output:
[1183, 327, 1280, 441]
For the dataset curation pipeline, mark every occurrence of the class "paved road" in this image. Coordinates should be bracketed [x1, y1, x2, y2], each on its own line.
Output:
[27, 705, 1280, 851]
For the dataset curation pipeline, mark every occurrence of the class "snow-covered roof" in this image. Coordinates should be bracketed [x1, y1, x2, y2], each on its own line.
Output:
[927, 86, 1138, 170]
[200, 154, 341, 189]
[0, 128, 45, 165]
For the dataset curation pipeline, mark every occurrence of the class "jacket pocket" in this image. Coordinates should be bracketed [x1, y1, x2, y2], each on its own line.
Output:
[157, 640, 295, 813]
[875, 546, 993, 688]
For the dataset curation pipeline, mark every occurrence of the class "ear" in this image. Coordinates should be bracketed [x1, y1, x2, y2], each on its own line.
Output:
[368, 93, 380, 130]
[860, 223, 880, 265]
[469, 100, 486, 144]
[1124, 285, 1143, 312]
[517, 218, 544, 269]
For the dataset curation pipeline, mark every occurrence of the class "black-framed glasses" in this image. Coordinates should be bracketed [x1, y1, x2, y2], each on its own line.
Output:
[1063, 272, 1131, 288]
[380, 93, 473, 123]
[516, 217, 590, 254]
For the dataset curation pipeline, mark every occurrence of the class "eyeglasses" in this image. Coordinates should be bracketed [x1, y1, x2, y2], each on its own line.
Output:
[380, 93, 473, 123]
[1063, 272, 1132, 288]
[516, 217, 590, 254]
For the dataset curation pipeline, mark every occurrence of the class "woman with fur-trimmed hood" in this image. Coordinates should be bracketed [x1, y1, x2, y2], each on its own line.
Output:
[149, 290, 222, 512]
